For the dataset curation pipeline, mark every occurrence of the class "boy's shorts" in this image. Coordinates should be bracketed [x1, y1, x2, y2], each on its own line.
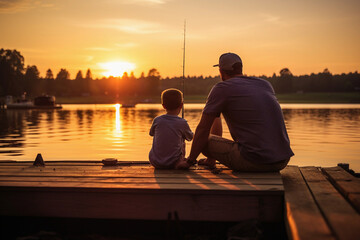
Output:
[203, 135, 289, 172]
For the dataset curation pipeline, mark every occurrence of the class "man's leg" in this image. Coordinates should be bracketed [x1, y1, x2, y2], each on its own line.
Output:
[204, 135, 290, 171]
[202, 135, 237, 169]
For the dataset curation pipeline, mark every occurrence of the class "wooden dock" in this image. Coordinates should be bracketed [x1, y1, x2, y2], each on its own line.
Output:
[1, 161, 359, 240]
[282, 166, 360, 240]
[0, 161, 283, 223]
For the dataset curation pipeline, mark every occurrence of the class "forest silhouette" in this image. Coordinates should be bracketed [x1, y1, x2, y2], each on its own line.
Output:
[1, 49, 359, 102]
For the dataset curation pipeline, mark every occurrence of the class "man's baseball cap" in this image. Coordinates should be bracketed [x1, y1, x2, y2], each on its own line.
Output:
[213, 52, 242, 71]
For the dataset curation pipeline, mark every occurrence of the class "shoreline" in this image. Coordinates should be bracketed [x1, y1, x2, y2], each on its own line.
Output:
[55, 92, 360, 104]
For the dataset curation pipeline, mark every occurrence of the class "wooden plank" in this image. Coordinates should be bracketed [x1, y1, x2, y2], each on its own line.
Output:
[0, 167, 235, 174]
[321, 167, 354, 181]
[329, 181, 360, 198]
[0, 160, 149, 163]
[0, 162, 282, 181]
[0, 166, 280, 175]
[348, 193, 360, 213]
[0, 176, 283, 185]
[0, 163, 150, 168]
[281, 166, 334, 240]
[322, 167, 360, 196]
[0, 162, 103, 166]
[322, 167, 360, 213]
[0, 165, 233, 172]
[0, 167, 250, 175]
[0, 161, 181, 166]
[0, 168, 281, 179]
[0, 181, 283, 192]
[11, 165, 278, 173]
[0, 164, 221, 170]
[0, 189, 282, 222]
[300, 167, 360, 240]
[0, 166, 255, 173]
[0, 170, 282, 179]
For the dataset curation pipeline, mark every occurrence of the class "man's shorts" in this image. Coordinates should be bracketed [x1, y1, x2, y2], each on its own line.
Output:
[203, 135, 289, 172]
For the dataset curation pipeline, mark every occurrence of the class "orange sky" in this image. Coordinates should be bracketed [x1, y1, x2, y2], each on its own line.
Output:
[0, 0, 359, 78]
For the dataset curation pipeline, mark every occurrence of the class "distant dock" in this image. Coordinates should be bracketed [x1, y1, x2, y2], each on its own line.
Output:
[0, 161, 359, 239]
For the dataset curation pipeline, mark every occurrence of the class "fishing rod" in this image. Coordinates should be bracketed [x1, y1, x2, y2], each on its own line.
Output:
[182, 20, 186, 118]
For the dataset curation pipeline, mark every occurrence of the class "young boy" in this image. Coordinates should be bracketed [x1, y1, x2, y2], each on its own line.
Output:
[149, 88, 194, 169]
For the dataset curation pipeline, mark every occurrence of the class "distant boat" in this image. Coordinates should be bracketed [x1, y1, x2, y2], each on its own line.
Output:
[120, 99, 137, 108]
[121, 103, 137, 108]
[6, 95, 62, 109]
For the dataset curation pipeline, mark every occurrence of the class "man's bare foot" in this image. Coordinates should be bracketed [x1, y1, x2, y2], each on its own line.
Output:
[198, 158, 216, 169]
[175, 160, 190, 170]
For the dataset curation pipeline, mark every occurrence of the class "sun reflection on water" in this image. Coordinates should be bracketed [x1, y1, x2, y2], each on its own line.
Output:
[114, 104, 122, 136]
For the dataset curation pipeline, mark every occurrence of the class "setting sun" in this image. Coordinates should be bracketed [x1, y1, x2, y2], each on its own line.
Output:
[100, 61, 136, 77]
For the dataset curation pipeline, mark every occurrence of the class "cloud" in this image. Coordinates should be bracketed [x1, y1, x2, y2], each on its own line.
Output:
[0, 0, 54, 13]
[85, 56, 94, 62]
[0, 0, 23, 8]
[264, 15, 281, 23]
[115, 42, 137, 48]
[85, 43, 138, 53]
[86, 47, 113, 52]
[118, 0, 168, 5]
[81, 18, 164, 34]
[0, 0, 28, 12]
[257, 13, 285, 25]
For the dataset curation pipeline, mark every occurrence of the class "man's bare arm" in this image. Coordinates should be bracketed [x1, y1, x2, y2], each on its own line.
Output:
[187, 113, 217, 163]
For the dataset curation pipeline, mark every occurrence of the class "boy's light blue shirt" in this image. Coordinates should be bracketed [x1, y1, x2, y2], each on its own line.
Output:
[149, 114, 193, 168]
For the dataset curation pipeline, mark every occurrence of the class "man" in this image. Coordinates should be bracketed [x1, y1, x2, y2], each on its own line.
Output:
[186, 53, 294, 171]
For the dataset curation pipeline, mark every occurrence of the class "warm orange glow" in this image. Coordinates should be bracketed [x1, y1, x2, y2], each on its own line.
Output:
[100, 61, 136, 77]
[1, 1, 359, 78]
[114, 104, 121, 132]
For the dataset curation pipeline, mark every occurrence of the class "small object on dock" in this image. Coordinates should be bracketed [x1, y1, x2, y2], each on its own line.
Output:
[102, 158, 118, 166]
[33, 153, 45, 166]
[337, 163, 358, 177]
[338, 163, 349, 171]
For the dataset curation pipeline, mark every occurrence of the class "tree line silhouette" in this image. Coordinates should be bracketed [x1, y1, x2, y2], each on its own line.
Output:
[1, 49, 359, 100]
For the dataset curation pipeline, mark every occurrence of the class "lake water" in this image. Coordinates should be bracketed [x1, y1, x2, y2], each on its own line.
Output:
[1, 104, 360, 172]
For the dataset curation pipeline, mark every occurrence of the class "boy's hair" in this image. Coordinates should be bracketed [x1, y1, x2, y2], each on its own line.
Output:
[161, 88, 183, 110]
